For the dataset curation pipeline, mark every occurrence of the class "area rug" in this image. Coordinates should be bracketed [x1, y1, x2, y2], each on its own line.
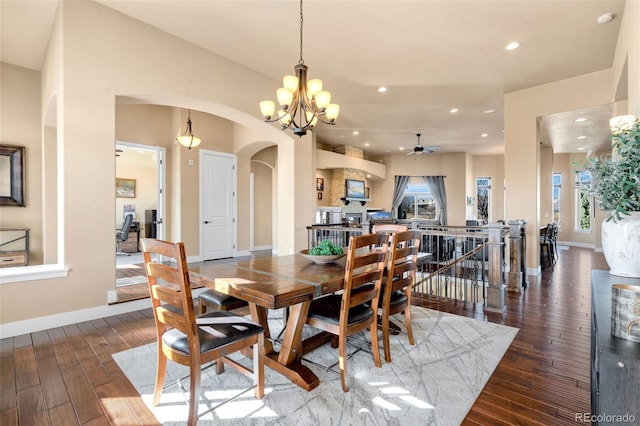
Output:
[112, 307, 518, 425]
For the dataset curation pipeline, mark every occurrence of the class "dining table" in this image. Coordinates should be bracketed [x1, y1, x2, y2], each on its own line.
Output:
[189, 254, 348, 391]
[188, 251, 432, 391]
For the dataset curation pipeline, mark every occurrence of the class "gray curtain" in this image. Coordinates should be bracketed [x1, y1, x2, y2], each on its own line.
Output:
[423, 176, 447, 225]
[391, 175, 410, 218]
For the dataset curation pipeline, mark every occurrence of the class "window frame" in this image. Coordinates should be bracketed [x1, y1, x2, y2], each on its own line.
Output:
[574, 170, 592, 232]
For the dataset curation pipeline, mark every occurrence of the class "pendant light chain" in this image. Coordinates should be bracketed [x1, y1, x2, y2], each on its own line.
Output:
[298, 0, 304, 65]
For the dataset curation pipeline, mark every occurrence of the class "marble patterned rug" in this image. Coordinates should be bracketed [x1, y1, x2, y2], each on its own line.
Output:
[112, 307, 518, 425]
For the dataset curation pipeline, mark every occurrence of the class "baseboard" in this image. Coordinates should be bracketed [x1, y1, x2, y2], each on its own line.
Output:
[251, 245, 272, 252]
[556, 240, 596, 250]
[0, 297, 154, 339]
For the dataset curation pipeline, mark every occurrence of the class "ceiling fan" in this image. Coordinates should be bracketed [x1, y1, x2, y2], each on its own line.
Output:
[407, 133, 439, 156]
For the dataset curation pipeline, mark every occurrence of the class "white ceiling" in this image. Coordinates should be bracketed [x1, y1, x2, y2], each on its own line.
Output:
[1, 0, 626, 156]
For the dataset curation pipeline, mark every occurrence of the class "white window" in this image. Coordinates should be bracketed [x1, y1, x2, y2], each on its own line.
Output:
[575, 170, 591, 232]
[397, 178, 436, 220]
[553, 173, 561, 228]
[476, 177, 491, 223]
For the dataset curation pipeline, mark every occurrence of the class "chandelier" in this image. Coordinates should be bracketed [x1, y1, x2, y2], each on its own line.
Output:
[177, 109, 201, 149]
[259, 0, 339, 136]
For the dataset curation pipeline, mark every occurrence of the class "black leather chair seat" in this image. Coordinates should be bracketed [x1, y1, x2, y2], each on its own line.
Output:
[378, 289, 407, 308]
[198, 289, 248, 310]
[307, 294, 373, 326]
[163, 311, 263, 355]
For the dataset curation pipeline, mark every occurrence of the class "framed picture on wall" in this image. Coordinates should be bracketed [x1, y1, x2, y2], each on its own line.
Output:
[317, 192, 323, 200]
[316, 177, 324, 191]
[0, 144, 25, 206]
[116, 178, 136, 198]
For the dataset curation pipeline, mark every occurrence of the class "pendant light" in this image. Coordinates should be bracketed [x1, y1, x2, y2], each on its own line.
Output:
[177, 110, 201, 149]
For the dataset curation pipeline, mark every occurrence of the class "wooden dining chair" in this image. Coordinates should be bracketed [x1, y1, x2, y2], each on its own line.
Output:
[140, 238, 264, 426]
[377, 230, 421, 363]
[305, 232, 390, 392]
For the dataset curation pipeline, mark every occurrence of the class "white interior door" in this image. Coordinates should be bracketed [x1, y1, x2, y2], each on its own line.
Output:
[200, 150, 236, 260]
[154, 146, 166, 240]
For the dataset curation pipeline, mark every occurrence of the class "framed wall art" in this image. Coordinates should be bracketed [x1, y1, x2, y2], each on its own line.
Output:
[0, 144, 26, 206]
[316, 177, 324, 191]
[116, 178, 136, 198]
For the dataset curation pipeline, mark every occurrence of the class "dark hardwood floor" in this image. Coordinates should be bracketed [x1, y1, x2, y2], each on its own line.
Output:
[1, 246, 608, 425]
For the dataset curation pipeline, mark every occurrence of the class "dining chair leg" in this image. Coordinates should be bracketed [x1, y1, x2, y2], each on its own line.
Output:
[339, 333, 349, 392]
[153, 343, 167, 406]
[370, 324, 382, 368]
[188, 364, 201, 426]
[381, 312, 392, 363]
[404, 308, 415, 346]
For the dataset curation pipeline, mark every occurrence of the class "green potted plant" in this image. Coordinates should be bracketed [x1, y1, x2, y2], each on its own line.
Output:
[579, 116, 640, 277]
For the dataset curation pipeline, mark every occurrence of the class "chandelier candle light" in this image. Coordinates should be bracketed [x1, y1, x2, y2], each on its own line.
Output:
[177, 109, 201, 149]
[259, 0, 339, 136]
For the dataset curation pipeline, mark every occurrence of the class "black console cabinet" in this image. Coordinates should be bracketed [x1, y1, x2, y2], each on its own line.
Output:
[591, 270, 640, 424]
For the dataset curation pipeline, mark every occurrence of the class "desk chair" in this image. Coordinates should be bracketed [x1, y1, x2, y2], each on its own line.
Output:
[116, 214, 133, 256]
[140, 238, 264, 425]
[305, 232, 389, 392]
[378, 230, 421, 363]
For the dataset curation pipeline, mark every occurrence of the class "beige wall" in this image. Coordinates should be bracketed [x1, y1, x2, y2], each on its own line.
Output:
[251, 146, 276, 249]
[504, 69, 614, 271]
[552, 152, 594, 246]
[372, 153, 468, 225]
[0, 63, 44, 264]
[539, 146, 554, 227]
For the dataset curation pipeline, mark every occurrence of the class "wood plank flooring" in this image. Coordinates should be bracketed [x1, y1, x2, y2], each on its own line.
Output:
[1, 246, 608, 425]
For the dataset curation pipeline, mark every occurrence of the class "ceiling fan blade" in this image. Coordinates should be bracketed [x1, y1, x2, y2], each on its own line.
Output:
[423, 145, 441, 153]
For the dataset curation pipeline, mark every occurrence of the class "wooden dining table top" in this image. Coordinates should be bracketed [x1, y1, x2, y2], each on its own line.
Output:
[188, 254, 349, 309]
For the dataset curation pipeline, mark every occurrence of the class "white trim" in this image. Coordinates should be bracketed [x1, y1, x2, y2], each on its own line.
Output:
[235, 250, 251, 257]
[0, 297, 152, 338]
[556, 240, 596, 250]
[0, 264, 69, 284]
[251, 245, 272, 252]
[527, 266, 540, 277]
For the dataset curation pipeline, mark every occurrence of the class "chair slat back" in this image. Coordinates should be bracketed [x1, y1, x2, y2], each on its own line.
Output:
[141, 238, 198, 339]
[343, 233, 389, 310]
[387, 231, 421, 292]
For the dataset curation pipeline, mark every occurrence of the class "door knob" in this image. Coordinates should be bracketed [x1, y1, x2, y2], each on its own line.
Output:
[204, 221, 211, 224]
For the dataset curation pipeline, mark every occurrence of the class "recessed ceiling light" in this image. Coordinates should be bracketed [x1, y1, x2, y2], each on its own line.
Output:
[577, 147, 585, 151]
[377, 86, 387, 93]
[577, 135, 587, 140]
[450, 108, 459, 113]
[399, 147, 405, 151]
[364, 142, 370, 147]
[483, 109, 495, 114]
[506, 41, 520, 51]
[352, 131, 359, 136]
[575, 117, 587, 123]
[366, 174, 372, 178]
[596, 13, 614, 24]
[481, 133, 488, 138]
